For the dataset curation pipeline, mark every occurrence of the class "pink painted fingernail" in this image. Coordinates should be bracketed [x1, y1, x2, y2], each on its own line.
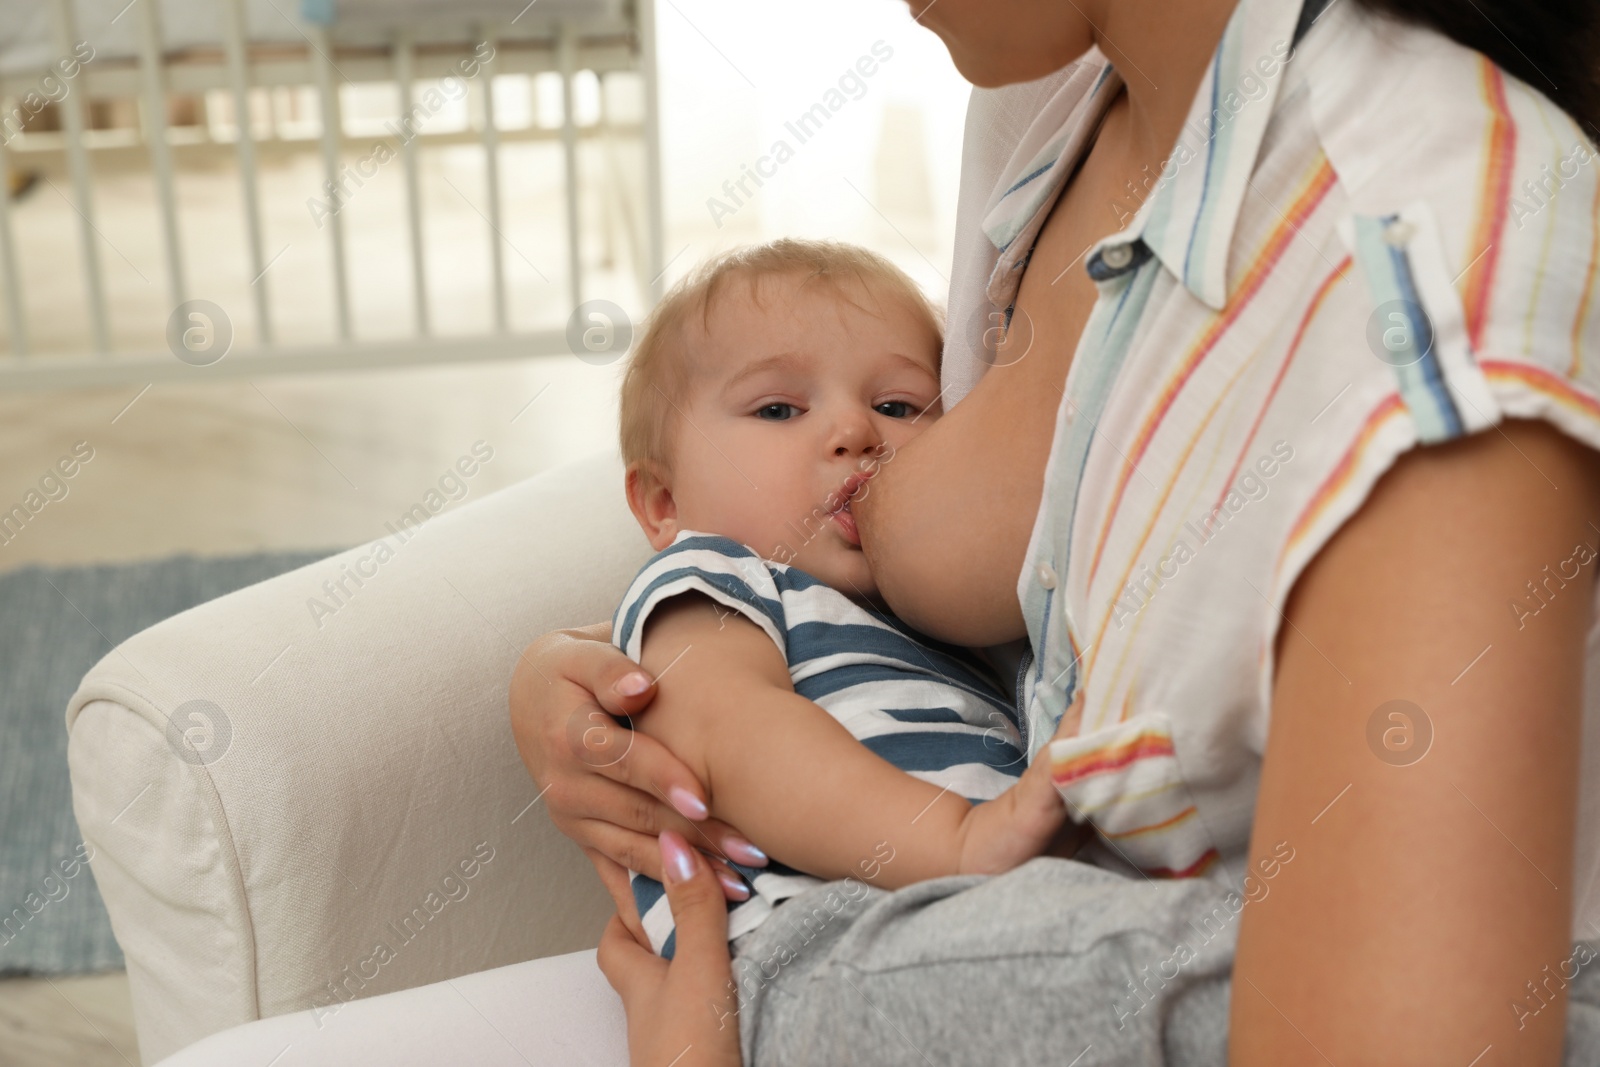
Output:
[718, 871, 751, 900]
[661, 831, 698, 885]
[723, 835, 768, 866]
[614, 672, 652, 697]
[668, 786, 708, 820]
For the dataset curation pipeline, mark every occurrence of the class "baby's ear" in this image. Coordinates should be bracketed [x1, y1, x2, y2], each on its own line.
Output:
[625, 462, 679, 551]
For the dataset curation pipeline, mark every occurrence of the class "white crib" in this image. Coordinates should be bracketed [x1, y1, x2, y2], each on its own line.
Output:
[0, 0, 664, 388]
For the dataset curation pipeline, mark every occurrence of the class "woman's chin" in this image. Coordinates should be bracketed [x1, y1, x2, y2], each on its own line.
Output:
[941, 39, 1088, 90]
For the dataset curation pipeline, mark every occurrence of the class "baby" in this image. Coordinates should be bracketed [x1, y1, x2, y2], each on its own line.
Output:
[611, 238, 1083, 958]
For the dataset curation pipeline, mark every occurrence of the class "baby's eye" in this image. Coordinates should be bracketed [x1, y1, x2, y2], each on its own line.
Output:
[874, 400, 917, 418]
[755, 403, 799, 421]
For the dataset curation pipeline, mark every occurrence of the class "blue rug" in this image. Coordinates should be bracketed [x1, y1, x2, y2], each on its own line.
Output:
[0, 548, 340, 976]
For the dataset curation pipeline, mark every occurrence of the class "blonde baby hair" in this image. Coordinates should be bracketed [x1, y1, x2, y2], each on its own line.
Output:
[618, 237, 943, 475]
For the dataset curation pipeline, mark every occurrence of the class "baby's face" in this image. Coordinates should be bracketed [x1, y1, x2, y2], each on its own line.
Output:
[658, 271, 943, 601]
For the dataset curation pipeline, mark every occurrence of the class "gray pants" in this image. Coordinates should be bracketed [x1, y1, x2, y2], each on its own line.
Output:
[730, 857, 1600, 1066]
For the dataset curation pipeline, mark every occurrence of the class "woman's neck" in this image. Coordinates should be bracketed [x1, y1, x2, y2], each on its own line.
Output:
[1091, 0, 1243, 171]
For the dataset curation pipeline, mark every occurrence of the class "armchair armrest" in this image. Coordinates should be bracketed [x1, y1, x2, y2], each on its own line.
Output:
[65, 451, 653, 1065]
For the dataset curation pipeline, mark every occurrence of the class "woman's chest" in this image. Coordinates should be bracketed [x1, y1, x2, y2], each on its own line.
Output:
[1000, 112, 1151, 401]
[997, 211, 1105, 410]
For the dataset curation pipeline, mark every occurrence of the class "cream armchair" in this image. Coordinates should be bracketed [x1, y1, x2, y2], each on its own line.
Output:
[65, 452, 654, 1065]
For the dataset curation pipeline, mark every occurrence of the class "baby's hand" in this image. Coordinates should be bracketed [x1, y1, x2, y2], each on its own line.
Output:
[956, 690, 1090, 875]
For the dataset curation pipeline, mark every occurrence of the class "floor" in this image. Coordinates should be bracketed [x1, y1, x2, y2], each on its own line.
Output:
[0, 973, 140, 1067]
[0, 104, 949, 1067]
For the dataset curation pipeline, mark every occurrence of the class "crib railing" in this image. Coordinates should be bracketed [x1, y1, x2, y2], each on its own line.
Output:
[0, 0, 664, 389]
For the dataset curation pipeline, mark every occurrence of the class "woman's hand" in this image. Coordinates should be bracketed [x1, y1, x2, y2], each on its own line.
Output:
[508, 623, 770, 938]
[597, 830, 743, 1067]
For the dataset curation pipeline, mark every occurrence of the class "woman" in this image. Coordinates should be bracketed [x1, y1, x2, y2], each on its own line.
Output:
[514, 0, 1600, 1062]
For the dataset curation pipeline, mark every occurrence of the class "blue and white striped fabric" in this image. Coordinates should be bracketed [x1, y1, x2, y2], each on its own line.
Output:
[612, 530, 1025, 959]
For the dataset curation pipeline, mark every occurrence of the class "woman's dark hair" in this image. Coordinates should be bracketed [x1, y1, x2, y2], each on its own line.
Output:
[1352, 0, 1600, 141]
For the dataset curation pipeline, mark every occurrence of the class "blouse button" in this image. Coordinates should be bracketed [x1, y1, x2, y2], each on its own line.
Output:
[1035, 562, 1058, 589]
[1383, 219, 1416, 246]
[1100, 243, 1134, 269]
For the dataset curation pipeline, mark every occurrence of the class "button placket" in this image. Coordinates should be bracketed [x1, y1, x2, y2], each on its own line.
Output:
[1036, 560, 1077, 709]
[1029, 240, 1149, 719]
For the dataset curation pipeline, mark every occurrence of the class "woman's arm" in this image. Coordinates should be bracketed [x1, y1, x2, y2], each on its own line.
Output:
[1233, 418, 1600, 1065]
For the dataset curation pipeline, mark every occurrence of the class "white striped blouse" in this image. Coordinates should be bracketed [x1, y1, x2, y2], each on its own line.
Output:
[941, 0, 1600, 938]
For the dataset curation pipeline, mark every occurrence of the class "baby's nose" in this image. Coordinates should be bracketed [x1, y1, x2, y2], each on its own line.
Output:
[832, 417, 882, 457]
[834, 437, 881, 457]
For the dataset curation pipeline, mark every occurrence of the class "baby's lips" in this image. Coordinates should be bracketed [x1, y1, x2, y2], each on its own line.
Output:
[829, 469, 876, 512]
[842, 471, 870, 498]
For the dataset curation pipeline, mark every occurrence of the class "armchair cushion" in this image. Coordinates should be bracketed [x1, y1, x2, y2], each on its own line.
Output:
[65, 451, 653, 1064]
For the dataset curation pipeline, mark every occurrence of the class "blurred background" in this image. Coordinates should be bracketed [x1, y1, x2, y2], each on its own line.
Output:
[0, 0, 969, 568]
[0, 0, 970, 1061]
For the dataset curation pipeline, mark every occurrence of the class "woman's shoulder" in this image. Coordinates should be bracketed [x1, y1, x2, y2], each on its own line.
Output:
[1302, 0, 1593, 194]
[1278, 1, 1600, 442]
[1301, 0, 1599, 372]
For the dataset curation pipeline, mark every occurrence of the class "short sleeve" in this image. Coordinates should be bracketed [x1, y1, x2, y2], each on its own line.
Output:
[1262, 73, 1600, 936]
[1305, 29, 1600, 445]
[1269, 44, 1600, 723]
[611, 532, 788, 663]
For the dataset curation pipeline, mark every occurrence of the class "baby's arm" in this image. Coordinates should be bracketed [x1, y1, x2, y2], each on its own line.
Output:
[628, 593, 1073, 889]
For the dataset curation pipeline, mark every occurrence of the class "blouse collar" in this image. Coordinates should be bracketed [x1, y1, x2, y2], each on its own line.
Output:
[980, 0, 1320, 311]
